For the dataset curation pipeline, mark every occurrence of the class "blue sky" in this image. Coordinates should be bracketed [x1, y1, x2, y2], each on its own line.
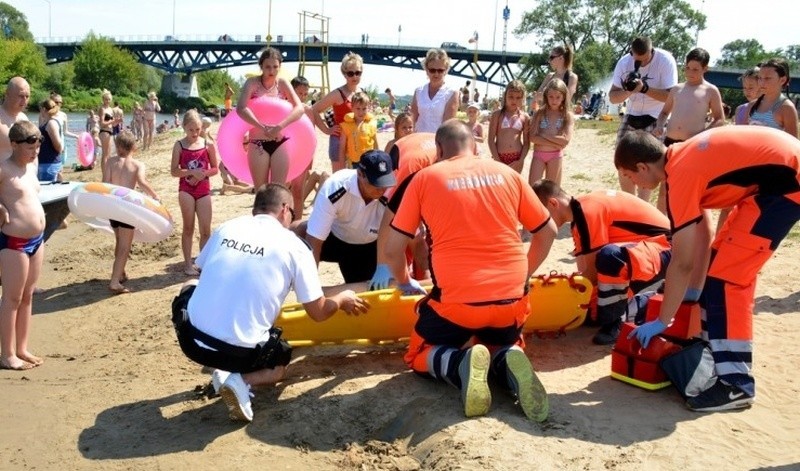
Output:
[7, 0, 796, 97]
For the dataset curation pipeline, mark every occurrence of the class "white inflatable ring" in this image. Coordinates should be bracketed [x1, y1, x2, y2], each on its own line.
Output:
[67, 182, 173, 243]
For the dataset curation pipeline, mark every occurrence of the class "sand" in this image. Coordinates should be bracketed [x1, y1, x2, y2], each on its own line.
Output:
[2, 122, 799, 471]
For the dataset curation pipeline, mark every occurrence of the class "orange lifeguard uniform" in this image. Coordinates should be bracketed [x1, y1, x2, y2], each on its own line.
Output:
[571, 190, 671, 327]
[391, 154, 551, 375]
[664, 125, 800, 397]
[389, 132, 438, 190]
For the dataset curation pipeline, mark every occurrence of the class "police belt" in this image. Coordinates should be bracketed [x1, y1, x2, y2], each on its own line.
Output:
[185, 321, 258, 359]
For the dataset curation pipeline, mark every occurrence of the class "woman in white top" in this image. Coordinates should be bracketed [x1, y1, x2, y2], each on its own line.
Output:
[411, 48, 459, 133]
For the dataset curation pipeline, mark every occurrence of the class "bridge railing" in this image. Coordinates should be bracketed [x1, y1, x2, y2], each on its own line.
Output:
[35, 33, 494, 51]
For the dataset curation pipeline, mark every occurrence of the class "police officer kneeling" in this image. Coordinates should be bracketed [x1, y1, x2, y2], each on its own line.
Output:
[172, 184, 368, 422]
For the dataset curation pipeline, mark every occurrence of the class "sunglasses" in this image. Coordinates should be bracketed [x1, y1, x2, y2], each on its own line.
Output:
[13, 135, 44, 144]
[549, 55, 562, 60]
[55, 101, 63, 105]
[344, 70, 362, 77]
[427, 68, 446, 74]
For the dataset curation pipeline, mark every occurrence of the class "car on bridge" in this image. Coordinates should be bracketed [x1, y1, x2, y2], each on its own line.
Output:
[441, 42, 467, 50]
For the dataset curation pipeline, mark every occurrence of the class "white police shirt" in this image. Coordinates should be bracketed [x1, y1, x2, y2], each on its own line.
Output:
[306, 169, 387, 245]
[188, 214, 322, 348]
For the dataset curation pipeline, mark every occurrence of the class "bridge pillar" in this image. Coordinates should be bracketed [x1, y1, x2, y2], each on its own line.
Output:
[161, 73, 199, 98]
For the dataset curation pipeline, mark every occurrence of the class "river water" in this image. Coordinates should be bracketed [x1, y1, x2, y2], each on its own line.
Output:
[27, 111, 176, 165]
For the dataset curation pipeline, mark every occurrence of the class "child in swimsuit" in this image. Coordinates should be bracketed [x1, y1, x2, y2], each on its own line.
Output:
[529, 78, 574, 187]
[384, 112, 414, 154]
[235, 47, 305, 189]
[734, 67, 761, 125]
[488, 79, 530, 173]
[0, 121, 47, 371]
[171, 110, 219, 276]
[745, 58, 798, 137]
[466, 103, 485, 144]
[102, 131, 160, 293]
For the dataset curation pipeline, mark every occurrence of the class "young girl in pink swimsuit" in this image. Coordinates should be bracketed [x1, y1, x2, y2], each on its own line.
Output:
[488, 80, 530, 174]
[171, 110, 219, 276]
[529, 78, 574, 187]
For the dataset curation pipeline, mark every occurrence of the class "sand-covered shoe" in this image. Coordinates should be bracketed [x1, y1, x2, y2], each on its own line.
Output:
[458, 344, 491, 418]
[505, 346, 549, 422]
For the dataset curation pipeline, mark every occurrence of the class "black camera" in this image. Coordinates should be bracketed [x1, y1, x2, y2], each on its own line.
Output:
[623, 60, 642, 92]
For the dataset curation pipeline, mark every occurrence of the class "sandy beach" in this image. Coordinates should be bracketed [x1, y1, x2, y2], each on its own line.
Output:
[2, 121, 799, 470]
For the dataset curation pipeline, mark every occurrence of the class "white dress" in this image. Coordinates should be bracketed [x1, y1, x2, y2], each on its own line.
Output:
[414, 83, 456, 133]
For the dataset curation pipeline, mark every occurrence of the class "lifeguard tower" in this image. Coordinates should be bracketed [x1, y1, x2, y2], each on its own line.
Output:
[298, 11, 331, 96]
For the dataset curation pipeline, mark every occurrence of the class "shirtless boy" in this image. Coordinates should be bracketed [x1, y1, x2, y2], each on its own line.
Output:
[0, 121, 46, 370]
[102, 131, 160, 294]
[654, 48, 725, 144]
[653, 48, 725, 212]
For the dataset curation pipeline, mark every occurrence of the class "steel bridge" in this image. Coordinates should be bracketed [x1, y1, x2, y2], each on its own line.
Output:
[39, 39, 798, 93]
[41, 39, 529, 88]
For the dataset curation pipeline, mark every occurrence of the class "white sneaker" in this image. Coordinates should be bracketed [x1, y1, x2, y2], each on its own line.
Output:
[211, 369, 231, 396]
[219, 373, 254, 422]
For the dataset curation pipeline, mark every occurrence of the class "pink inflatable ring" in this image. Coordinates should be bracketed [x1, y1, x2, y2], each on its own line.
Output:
[217, 96, 316, 184]
[77, 131, 95, 167]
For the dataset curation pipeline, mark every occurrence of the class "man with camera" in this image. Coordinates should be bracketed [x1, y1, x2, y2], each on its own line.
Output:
[609, 36, 678, 201]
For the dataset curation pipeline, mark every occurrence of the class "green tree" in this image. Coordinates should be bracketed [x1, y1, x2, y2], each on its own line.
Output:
[514, 0, 705, 95]
[195, 69, 239, 104]
[42, 62, 75, 95]
[0, 38, 47, 85]
[0, 2, 34, 42]
[141, 66, 164, 95]
[715, 39, 769, 68]
[72, 33, 143, 94]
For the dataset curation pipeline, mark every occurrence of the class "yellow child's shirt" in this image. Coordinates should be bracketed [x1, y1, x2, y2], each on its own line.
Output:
[341, 112, 377, 164]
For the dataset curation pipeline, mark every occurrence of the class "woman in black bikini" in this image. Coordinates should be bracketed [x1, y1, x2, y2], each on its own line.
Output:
[98, 89, 115, 174]
[235, 47, 305, 189]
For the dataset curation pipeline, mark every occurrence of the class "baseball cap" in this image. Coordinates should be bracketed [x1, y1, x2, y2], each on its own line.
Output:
[358, 150, 396, 188]
[467, 102, 480, 111]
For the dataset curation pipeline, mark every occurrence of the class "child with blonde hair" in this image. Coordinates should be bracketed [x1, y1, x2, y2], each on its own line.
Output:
[384, 112, 414, 153]
[528, 78, 574, 186]
[103, 131, 160, 294]
[488, 80, 530, 173]
[466, 103, 485, 144]
[171, 110, 219, 276]
[339, 91, 379, 166]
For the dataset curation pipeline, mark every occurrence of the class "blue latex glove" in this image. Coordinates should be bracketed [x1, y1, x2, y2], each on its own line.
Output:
[397, 279, 427, 296]
[629, 319, 666, 349]
[368, 264, 393, 291]
[683, 288, 702, 303]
